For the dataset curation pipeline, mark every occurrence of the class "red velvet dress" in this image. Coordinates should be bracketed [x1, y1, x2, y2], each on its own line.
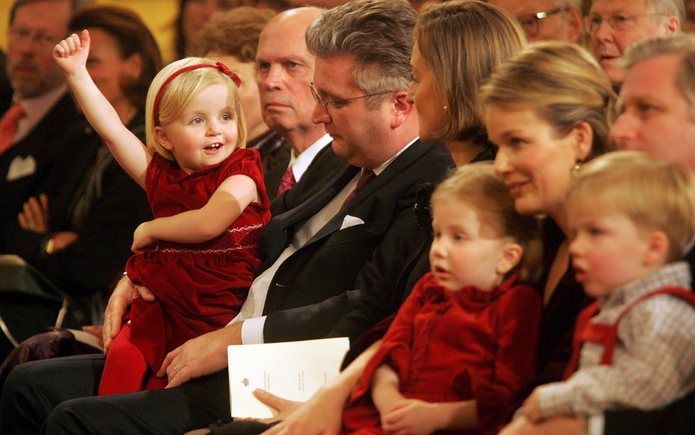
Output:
[341, 273, 542, 435]
[98, 149, 270, 395]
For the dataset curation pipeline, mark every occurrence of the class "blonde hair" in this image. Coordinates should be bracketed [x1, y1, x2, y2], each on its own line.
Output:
[431, 162, 543, 283]
[416, 0, 526, 143]
[481, 41, 616, 157]
[567, 151, 695, 261]
[621, 34, 695, 119]
[145, 57, 247, 161]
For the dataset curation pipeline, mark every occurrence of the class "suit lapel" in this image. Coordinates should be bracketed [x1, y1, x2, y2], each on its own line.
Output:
[260, 163, 358, 265]
[305, 139, 431, 246]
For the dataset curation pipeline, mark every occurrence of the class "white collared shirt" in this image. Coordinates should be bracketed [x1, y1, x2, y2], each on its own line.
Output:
[234, 137, 420, 344]
[288, 133, 332, 182]
[12, 85, 68, 144]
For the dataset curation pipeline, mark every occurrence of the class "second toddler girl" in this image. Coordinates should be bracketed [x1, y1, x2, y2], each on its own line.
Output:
[53, 31, 270, 394]
[340, 163, 543, 434]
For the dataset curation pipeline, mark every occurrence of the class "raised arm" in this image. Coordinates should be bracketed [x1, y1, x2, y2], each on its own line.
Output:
[53, 30, 150, 187]
[132, 174, 258, 251]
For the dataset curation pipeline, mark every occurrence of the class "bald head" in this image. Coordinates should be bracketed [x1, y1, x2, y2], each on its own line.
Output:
[255, 7, 326, 151]
[264, 6, 324, 35]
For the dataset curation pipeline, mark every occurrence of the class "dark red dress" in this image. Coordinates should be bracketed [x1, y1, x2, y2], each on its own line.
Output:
[341, 273, 542, 435]
[98, 149, 270, 395]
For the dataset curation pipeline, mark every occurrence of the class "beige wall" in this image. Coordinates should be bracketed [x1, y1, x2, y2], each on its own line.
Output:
[0, 0, 179, 62]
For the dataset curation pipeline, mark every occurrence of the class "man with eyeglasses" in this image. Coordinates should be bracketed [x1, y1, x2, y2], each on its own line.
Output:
[0, 1, 453, 433]
[585, 0, 682, 85]
[488, 0, 583, 43]
[0, 0, 90, 251]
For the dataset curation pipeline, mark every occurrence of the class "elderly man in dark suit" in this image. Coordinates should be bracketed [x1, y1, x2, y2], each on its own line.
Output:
[0, 0, 91, 251]
[0, 1, 454, 433]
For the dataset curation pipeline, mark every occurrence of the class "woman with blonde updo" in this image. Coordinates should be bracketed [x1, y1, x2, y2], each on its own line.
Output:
[480, 40, 616, 430]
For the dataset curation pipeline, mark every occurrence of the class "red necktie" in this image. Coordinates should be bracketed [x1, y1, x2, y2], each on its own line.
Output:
[0, 103, 26, 155]
[341, 170, 376, 210]
[277, 165, 296, 195]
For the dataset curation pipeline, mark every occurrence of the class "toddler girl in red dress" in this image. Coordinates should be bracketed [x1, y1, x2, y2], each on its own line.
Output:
[341, 163, 543, 434]
[53, 31, 270, 394]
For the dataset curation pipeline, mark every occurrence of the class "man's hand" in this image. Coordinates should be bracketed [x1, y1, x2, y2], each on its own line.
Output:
[261, 384, 345, 435]
[52, 231, 79, 252]
[18, 194, 50, 234]
[102, 275, 156, 351]
[158, 322, 242, 388]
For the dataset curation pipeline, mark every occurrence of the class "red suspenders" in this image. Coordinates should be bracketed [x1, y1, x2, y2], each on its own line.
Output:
[564, 286, 695, 379]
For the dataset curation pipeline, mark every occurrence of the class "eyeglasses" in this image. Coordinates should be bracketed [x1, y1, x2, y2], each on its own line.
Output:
[9, 27, 61, 49]
[310, 82, 393, 118]
[583, 12, 664, 33]
[516, 6, 571, 37]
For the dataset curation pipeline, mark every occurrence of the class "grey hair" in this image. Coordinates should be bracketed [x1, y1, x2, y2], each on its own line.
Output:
[305, 0, 416, 109]
[583, 0, 684, 24]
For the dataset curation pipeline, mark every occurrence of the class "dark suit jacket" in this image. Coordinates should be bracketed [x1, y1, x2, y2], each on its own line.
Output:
[0, 92, 89, 250]
[8, 115, 151, 297]
[248, 130, 291, 201]
[258, 139, 454, 343]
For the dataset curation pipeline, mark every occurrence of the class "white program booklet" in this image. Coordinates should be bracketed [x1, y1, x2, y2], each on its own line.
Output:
[227, 337, 349, 418]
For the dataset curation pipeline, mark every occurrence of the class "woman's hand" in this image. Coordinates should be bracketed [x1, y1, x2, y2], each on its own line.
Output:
[53, 30, 90, 76]
[520, 389, 544, 423]
[251, 389, 301, 424]
[499, 415, 585, 435]
[18, 194, 50, 234]
[132, 221, 156, 254]
[261, 384, 345, 435]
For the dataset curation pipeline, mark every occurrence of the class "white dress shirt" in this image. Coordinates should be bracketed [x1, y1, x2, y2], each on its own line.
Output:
[12, 85, 67, 144]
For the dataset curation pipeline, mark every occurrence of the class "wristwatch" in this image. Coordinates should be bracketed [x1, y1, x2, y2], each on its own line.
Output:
[43, 236, 56, 256]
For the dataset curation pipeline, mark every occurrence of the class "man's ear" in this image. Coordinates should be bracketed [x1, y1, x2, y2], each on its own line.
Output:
[571, 121, 594, 162]
[497, 242, 524, 276]
[390, 91, 414, 129]
[566, 8, 583, 43]
[154, 126, 174, 151]
[643, 230, 670, 266]
[665, 16, 680, 34]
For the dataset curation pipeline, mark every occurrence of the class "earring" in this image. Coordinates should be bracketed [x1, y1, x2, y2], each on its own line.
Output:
[443, 105, 448, 110]
[572, 160, 582, 175]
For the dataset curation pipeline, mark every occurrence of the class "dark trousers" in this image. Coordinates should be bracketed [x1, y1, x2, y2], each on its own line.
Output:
[0, 354, 230, 434]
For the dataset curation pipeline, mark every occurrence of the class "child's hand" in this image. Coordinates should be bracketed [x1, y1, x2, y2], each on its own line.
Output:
[382, 398, 439, 434]
[521, 389, 544, 423]
[53, 29, 90, 75]
[132, 221, 156, 254]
